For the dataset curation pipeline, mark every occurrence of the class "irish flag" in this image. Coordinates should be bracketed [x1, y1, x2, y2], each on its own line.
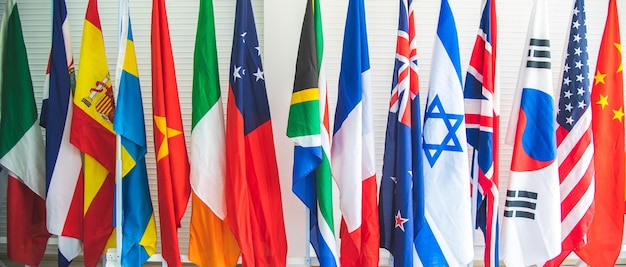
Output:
[188, 0, 240, 265]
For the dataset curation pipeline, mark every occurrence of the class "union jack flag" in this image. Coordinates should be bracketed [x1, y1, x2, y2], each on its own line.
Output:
[463, 0, 499, 266]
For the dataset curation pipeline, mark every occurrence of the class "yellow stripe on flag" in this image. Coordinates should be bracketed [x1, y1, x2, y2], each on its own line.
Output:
[291, 88, 319, 105]
[123, 39, 139, 77]
[139, 215, 158, 256]
[74, 21, 115, 131]
[121, 147, 135, 177]
[83, 155, 109, 215]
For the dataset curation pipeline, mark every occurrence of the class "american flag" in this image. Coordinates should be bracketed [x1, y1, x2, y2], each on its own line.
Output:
[463, 0, 498, 266]
[546, 0, 595, 265]
[379, 0, 421, 265]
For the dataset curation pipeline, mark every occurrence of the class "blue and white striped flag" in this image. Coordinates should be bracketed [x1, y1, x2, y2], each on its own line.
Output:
[415, 0, 473, 265]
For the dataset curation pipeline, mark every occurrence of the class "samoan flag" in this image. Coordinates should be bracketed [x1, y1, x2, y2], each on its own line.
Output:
[224, 0, 288, 265]
[40, 0, 83, 266]
[415, 0, 473, 265]
[379, 0, 422, 266]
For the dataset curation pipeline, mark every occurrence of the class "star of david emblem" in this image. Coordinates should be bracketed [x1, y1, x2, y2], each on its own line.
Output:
[423, 95, 464, 167]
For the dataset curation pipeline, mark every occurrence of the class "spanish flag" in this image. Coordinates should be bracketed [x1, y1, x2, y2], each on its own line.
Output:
[69, 0, 116, 266]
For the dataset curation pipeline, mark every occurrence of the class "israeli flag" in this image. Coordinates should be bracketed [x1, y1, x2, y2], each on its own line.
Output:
[415, 0, 473, 265]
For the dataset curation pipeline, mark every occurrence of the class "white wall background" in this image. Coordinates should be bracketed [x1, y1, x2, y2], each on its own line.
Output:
[1, 0, 626, 265]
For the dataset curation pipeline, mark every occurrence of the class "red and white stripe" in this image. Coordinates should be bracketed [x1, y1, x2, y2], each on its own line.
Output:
[463, 1, 499, 266]
[555, 108, 595, 256]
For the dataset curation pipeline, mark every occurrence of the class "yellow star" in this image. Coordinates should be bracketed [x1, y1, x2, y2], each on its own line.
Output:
[154, 115, 182, 161]
[615, 42, 623, 73]
[594, 70, 607, 85]
[596, 94, 609, 109]
[612, 107, 624, 122]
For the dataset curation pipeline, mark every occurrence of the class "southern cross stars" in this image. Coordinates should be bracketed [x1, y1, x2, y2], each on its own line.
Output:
[253, 68, 264, 81]
[233, 65, 265, 82]
[233, 66, 242, 80]
[395, 210, 409, 232]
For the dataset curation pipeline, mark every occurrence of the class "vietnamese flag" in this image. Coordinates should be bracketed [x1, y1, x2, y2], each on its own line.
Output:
[151, 0, 191, 266]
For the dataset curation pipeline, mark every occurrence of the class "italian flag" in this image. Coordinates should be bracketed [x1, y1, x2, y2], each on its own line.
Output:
[0, 0, 49, 265]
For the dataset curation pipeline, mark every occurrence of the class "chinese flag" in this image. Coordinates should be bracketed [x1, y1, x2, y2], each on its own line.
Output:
[575, 0, 625, 265]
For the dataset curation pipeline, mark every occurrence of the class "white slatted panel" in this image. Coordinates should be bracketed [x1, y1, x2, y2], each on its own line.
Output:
[64, 0, 263, 257]
[0, 0, 264, 260]
[0, 0, 56, 256]
[265, 0, 626, 263]
[2, 0, 626, 265]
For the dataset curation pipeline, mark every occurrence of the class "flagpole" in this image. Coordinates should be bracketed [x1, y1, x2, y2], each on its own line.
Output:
[115, 0, 124, 266]
[470, 151, 478, 267]
[115, 135, 123, 267]
[305, 208, 311, 267]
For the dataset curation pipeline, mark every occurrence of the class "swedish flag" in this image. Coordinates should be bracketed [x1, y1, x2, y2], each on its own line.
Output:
[113, 2, 157, 265]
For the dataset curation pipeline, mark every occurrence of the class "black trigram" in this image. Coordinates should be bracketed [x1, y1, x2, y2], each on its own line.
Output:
[504, 190, 538, 220]
[526, 38, 551, 69]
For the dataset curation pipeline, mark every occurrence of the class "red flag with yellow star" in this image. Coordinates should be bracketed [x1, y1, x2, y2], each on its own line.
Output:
[575, 0, 624, 265]
[151, 0, 190, 266]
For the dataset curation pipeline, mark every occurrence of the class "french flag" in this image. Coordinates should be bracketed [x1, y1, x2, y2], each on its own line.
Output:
[332, 0, 379, 265]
